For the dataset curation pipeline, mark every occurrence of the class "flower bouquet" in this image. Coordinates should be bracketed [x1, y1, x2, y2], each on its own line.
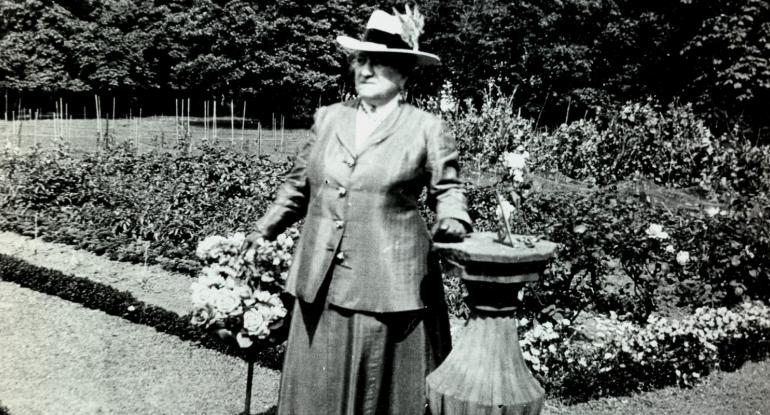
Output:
[190, 229, 298, 351]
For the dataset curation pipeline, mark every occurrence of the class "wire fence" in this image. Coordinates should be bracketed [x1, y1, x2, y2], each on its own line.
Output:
[1, 111, 308, 157]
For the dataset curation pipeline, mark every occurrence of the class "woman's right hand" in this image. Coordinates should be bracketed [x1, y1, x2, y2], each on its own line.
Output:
[241, 231, 264, 252]
[237, 231, 264, 275]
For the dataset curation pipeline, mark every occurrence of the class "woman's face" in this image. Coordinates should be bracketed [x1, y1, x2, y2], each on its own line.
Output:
[352, 53, 406, 106]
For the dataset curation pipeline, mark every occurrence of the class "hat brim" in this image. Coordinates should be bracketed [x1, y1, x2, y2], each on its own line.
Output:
[337, 35, 440, 66]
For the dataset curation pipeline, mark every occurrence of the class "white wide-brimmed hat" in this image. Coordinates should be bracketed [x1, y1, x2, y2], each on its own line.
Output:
[336, 7, 440, 66]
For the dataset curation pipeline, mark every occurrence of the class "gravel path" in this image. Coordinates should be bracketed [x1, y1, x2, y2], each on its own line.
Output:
[0, 232, 192, 316]
[0, 281, 280, 415]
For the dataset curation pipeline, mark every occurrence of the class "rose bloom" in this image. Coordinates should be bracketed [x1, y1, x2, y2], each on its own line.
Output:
[243, 309, 266, 335]
[191, 284, 215, 307]
[705, 206, 720, 217]
[645, 223, 670, 239]
[213, 289, 242, 315]
[676, 251, 690, 266]
[190, 307, 212, 327]
[503, 151, 529, 171]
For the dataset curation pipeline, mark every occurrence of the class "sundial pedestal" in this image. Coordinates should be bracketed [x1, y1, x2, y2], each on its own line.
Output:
[427, 232, 557, 415]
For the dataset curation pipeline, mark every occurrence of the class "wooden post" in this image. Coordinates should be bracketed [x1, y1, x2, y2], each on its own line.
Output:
[230, 99, 235, 147]
[213, 99, 217, 140]
[95, 95, 101, 149]
[257, 121, 262, 156]
[175, 98, 179, 142]
[427, 233, 557, 415]
[33, 110, 38, 147]
[280, 115, 285, 153]
[241, 101, 246, 151]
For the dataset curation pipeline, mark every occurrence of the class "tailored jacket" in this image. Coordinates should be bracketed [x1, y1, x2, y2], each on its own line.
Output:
[255, 99, 471, 313]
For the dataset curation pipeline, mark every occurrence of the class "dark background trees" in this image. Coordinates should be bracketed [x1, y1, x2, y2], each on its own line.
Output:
[1, 0, 768, 137]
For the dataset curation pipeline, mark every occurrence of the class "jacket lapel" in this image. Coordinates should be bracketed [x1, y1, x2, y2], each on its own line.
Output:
[356, 102, 407, 157]
[334, 100, 358, 160]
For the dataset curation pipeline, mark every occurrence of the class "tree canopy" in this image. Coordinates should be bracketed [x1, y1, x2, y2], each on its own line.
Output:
[1, 0, 768, 135]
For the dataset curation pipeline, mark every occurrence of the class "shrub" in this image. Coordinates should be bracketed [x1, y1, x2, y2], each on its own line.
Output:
[448, 84, 770, 197]
[0, 143, 291, 275]
[518, 302, 770, 402]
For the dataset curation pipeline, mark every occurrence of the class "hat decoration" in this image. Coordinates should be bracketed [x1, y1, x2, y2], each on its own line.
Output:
[394, 5, 425, 51]
[336, 6, 440, 65]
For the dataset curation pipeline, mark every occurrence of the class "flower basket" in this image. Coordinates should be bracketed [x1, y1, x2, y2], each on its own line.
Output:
[190, 230, 297, 350]
[189, 229, 298, 414]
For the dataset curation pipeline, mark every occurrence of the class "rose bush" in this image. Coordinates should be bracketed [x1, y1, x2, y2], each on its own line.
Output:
[517, 302, 770, 402]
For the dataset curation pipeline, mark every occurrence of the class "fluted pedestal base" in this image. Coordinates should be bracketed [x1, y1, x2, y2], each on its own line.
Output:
[429, 232, 556, 415]
[426, 313, 544, 415]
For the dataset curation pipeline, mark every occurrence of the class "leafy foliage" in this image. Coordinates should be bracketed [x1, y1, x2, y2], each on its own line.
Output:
[0, 142, 292, 274]
[2, 0, 769, 135]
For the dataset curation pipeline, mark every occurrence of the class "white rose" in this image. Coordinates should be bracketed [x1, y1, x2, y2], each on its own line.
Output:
[191, 285, 216, 307]
[196, 235, 227, 260]
[676, 251, 690, 266]
[665, 245, 676, 254]
[503, 151, 529, 171]
[190, 307, 211, 327]
[243, 309, 265, 335]
[705, 206, 720, 217]
[213, 289, 241, 315]
[254, 290, 272, 303]
[645, 223, 670, 240]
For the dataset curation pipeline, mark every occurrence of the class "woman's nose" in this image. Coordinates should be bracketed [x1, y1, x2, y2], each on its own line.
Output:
[358, 58, 374, 76]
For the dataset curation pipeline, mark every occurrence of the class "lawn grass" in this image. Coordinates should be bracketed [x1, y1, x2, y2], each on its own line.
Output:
[543, 359, 770, 414]
[0, 117, 310, 156]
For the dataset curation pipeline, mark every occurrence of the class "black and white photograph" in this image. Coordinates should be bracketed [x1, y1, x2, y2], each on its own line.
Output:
[1, 1, 769, 414]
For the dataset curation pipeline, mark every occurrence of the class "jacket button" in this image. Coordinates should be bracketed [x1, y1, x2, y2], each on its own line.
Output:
[345, 158, 356, 167]
[336, 251, 346, 261]
[334, 220, 344, 229]
[337, 187, 347, 197]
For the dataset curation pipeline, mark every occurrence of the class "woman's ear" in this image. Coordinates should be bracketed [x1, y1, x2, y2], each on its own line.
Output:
[399, 76, 408, 91]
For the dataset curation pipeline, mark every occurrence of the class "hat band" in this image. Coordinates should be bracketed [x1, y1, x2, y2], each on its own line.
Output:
[363, 29, 412, 50]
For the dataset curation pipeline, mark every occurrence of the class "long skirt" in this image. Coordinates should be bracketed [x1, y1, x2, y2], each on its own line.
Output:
[276, 273, 452, 415]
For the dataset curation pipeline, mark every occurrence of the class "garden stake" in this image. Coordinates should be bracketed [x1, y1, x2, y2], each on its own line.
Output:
[33, 110, 37, 147]
[241, 101, 247, 150]
[175, 99, 179, 143]
[244, 359, 254, 415]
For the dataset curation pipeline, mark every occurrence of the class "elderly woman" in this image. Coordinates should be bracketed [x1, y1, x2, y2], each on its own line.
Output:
[246, 8, 471, 415]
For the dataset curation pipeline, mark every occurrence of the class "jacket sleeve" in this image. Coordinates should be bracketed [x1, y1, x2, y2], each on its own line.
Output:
[254, 107, 325, 239]
[425, 117, 473, 230]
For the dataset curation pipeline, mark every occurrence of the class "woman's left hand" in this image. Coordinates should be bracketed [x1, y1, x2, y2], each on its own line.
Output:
[432, 218, 468, 242]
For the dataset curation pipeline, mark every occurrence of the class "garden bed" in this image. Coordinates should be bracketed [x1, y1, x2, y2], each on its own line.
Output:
[1, 96, 769, 402]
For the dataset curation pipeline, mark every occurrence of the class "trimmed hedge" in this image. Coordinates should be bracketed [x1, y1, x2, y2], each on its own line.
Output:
[0, 254, 284, 369]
